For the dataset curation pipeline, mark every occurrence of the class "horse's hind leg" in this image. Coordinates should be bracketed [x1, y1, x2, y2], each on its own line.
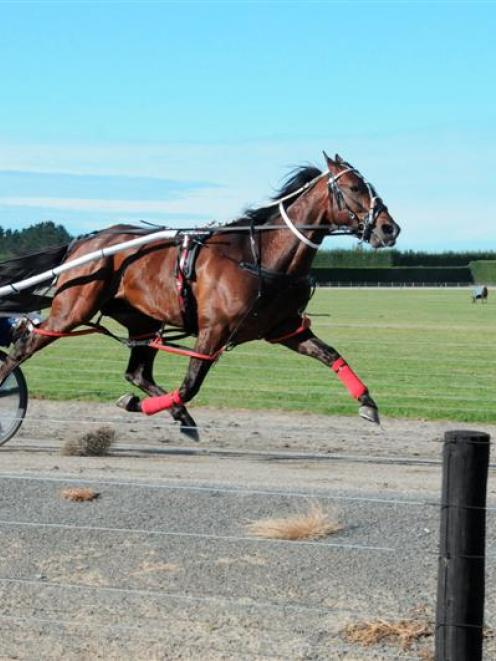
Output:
[121, 325, 227, 439]
[278, 328, 380, 424]
[118, 343, 200, 441]
[0, 324, 57, 386]
[104, 307, 200, 440]
[0, 276, 108, 385]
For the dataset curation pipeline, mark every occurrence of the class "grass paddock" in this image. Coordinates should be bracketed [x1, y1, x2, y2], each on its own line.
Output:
[22, 287, 496, 423]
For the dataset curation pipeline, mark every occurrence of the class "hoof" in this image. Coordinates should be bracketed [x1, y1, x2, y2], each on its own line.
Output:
[116, 393, 141, 413]
[359, 404, 380, 425]
[173, 408, 200, 442]
[180, 422, 200, 442]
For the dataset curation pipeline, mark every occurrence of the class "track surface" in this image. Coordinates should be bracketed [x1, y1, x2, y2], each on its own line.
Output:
[1, 401, 495, 659]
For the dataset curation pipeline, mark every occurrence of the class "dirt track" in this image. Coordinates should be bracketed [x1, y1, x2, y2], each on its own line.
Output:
[0, 401, 495, 659]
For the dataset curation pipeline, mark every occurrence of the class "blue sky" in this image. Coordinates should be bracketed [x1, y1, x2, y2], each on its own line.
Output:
[0, 1, 494, 251]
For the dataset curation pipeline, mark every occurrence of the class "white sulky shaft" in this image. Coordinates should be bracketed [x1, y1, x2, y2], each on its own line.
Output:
[0, 229, 180, 298]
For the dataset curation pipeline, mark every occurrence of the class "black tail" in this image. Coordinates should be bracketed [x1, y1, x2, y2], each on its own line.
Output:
[0, 244, 70, 313]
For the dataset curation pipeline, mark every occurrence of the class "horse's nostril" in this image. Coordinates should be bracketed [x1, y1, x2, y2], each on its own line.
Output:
[382, 224, 394, 235]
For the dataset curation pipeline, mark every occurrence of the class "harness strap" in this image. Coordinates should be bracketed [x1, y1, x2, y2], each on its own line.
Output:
[148, 338, 224, 362]
[31, 324, 156, 342]
[32, 326, 102, 338]
[31, 323, 222, 361]
[266, 315, 311, 344]
[175, 235, 191, 315]
[278, 201, 320, 249]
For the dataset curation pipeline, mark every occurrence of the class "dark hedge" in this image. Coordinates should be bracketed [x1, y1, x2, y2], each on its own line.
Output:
[312, 266, 473, 285]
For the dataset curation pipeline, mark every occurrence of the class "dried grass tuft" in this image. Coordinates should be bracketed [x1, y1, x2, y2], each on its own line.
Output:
[62, 426, 115, 457]
[343, 617, 432, 651]
[246, 503, 342, 541]
[61, 488, 100, 502]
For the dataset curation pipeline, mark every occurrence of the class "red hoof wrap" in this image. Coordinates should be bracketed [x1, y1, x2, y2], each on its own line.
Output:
[331, 358, 367, 400]
[141, 390, 184, 416]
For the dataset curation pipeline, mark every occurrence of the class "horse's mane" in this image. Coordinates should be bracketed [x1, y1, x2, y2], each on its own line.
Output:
[226, 164, 323, 228]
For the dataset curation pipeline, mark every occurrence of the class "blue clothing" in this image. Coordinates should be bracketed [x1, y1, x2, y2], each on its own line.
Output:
[0, 317, 15, 346]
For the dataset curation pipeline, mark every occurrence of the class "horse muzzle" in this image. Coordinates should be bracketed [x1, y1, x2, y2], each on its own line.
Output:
[370, 218, 400, 248]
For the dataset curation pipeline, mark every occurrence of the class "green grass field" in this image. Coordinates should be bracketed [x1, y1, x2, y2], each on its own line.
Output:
[22, 288, 496, 423]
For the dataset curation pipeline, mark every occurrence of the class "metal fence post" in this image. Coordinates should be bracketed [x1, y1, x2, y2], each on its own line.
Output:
[435, 430, 490, 661]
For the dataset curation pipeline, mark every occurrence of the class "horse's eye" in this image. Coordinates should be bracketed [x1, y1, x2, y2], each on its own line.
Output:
[349, 185, 360, 193]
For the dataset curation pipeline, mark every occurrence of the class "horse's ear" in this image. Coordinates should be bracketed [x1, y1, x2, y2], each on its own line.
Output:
[335, 153, 344, 163]
[323, 150, 335, 170]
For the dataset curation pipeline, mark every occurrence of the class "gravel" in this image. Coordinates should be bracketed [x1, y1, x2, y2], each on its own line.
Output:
[0, 401, 495, 659]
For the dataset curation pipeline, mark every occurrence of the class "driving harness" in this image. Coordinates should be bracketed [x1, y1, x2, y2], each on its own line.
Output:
[174, 233, 314, 347]
[175, 233, 210, 335]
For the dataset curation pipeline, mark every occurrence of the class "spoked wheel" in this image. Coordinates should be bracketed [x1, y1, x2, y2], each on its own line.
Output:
[0, 350, 28, 447]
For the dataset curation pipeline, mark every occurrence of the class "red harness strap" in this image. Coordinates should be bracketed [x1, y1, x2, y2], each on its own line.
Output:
[31, 326, 156, 341]
[266, 315, 311, 344]
[148, 338, 224, 362]
[31, 325, 223, 362]
[331, 357, 367, 399]
[31, 327, 103, 338]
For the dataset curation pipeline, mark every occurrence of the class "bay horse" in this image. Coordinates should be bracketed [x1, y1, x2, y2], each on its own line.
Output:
[0, 154, 400, 440]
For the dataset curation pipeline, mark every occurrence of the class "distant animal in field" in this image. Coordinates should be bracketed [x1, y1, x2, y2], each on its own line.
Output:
[472, 285, 488, 303]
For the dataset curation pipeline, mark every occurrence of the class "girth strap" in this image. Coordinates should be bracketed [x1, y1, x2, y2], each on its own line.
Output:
[239, 261, 312, 287]
[266, 315, 312, 344]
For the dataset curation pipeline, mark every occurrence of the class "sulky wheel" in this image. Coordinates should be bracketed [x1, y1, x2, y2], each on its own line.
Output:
[0, 349, 28, 446]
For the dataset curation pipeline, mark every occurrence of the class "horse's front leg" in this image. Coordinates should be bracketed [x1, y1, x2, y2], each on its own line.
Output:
[279, 330, 380, 424]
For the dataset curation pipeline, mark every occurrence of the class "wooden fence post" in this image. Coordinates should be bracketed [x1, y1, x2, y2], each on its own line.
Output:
[435, 430, 490, 661]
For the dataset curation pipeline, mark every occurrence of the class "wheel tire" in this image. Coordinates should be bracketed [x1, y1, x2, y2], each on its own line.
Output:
[0, 349, 28, 447]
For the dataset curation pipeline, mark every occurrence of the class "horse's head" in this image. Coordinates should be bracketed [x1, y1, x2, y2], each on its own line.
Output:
[323, 152, 400, 248]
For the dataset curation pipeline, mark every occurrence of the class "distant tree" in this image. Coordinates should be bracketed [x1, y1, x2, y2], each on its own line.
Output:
[0, 221, 72, 258]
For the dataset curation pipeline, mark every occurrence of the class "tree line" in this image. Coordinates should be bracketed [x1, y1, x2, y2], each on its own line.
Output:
[313, 247, 496, 268]
[0, 222, 73, 261]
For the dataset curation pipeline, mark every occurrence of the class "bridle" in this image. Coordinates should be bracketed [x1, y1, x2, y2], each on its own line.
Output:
[328, 165, 387, 244]
[273, 164, 387, 250]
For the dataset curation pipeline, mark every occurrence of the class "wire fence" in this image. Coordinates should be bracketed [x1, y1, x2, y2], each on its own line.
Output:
[1, 435, 494, 659]
[0, 442, 449, 659]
